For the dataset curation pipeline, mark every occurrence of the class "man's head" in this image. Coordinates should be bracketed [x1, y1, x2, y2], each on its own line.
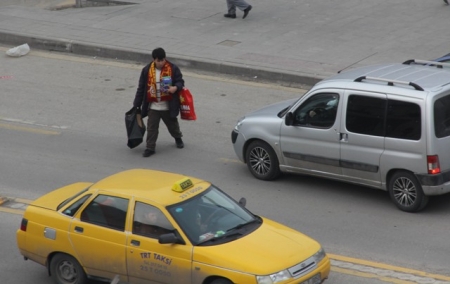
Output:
[143, 207, 160, 224]
[152, 47, 166, 70]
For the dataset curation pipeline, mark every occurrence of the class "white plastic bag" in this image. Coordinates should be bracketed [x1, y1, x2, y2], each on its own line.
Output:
[6, 43, 30, 57]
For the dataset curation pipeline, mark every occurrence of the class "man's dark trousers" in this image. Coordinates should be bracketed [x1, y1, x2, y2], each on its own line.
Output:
[146, 109, 182, 151]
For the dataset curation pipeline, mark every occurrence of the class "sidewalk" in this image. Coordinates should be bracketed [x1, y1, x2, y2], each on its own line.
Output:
[1, 0, 450, 87]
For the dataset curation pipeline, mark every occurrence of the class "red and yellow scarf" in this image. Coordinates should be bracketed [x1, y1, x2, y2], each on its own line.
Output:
[147, 61, 173, 102]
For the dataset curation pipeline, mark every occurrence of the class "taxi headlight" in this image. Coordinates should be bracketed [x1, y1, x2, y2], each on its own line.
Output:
[312, 247, 326, 263]
[256, 270, 290, 284]
[234, 116, 245, 132]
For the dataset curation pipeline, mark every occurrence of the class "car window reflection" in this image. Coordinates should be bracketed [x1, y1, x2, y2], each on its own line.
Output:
[80, 195, 128, 231]
[133, 202, 174, 239]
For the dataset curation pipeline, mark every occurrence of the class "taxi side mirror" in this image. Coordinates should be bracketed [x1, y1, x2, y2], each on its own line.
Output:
[158, 231, 185, 245]
[238, 197, 247, 207]
[285, 112, 294, 126]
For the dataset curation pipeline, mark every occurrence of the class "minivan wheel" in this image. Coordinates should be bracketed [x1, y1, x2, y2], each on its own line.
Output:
[388, 171, 429, 212]
[50, 253, 87, 284]
[245, 140, 280, 180]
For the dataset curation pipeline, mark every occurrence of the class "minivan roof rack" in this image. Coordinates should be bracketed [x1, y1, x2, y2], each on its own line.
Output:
[403, 59, 450, 69]
[354, 76, 424, 91]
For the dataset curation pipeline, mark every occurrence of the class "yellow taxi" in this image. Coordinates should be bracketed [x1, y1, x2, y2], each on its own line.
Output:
[17, 169, 330, 284]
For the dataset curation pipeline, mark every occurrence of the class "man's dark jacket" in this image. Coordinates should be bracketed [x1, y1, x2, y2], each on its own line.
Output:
[133, 61, 184, 118]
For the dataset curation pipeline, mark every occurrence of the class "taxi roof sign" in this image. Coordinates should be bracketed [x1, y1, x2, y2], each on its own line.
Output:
[172, 178, 194, 193]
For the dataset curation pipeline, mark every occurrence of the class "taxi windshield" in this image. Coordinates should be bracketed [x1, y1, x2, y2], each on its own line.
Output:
[167, 185, 259, 246]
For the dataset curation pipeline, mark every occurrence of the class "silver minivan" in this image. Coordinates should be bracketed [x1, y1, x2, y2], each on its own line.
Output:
[231, 60, 450, 212]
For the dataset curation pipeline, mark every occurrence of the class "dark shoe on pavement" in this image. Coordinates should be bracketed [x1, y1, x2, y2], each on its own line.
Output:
[142, 149, 155, 157]
[445, 0, 449, 5]
[243, 5, 252, 19]
[175, 138, 184, 149]
[224, 13, 236, 19]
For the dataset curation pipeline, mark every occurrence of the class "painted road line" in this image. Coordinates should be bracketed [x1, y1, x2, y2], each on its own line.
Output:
[0, 122, 61, 135]
[329, 254, 450, 284]
[331, 267, 415, 284]
[0, 197, 30, 214]
[0, 207, 26, 215]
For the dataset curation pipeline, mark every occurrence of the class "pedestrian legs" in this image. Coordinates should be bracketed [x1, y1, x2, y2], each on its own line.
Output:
[146, 109, 161, 151]
[160, 111, 182, 139]
[226, 0, 251, 14]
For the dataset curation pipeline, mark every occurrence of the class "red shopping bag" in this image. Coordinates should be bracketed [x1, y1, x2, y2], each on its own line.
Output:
[179, 87, 197, 120]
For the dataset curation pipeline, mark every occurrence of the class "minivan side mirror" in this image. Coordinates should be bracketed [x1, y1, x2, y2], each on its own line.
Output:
[285, 112, 294, 126]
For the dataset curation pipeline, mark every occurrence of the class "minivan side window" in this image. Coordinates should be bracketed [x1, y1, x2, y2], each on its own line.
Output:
[346, 95, 386, 136]
[386, 100, 421, 140]
[293, 93, 339, 128]
[347, 95, 421, 140]
[434, 95, 450, 138]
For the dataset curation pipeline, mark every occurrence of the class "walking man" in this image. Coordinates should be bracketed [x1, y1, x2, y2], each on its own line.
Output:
[224, 0, 252, 19]
[133, 47, 185, 158]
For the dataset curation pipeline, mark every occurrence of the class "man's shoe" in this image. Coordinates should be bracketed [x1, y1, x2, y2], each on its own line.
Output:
[142, 149, 155, 157]
[175, 138, 184, 149]
[445, 0, 449, 5]
[224, 13, 236, 19]
[243, 5, 252, 19]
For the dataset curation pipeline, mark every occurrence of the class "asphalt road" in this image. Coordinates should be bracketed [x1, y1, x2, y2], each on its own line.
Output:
[1, 46, 450, 284]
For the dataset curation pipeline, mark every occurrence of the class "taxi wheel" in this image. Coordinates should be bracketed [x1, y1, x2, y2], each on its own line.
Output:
[50, 253, 87, 284]
[245, 140, 280, 181]
[388, 171, 429, 212]
[210, 278, 232, 284]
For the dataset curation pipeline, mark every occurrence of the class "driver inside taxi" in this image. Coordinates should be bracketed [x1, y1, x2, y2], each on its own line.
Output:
[135, 205, 173, 238]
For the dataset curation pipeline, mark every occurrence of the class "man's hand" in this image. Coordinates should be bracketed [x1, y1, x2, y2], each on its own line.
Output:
[167, 86, 178, 94]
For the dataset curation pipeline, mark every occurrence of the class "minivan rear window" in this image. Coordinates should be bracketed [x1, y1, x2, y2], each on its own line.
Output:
[386, 100, 421, 140]
[346, 95, 421, 140]
[434, 95, 450, 138]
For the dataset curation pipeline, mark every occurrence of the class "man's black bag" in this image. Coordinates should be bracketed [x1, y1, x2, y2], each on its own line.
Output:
[125, 107, 146, 149]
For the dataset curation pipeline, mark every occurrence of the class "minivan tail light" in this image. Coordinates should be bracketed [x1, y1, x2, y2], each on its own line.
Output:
[427, 155, 441, 174]
[20, 218, 28, 232]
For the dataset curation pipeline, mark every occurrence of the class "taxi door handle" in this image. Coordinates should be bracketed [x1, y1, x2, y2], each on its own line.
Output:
[131, 240, 140, 246]
[74, 226, 84, 233]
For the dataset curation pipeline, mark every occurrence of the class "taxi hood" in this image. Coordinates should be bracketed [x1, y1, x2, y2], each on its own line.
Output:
[193, 217, 321, 275]
[30, 182, 92, 211]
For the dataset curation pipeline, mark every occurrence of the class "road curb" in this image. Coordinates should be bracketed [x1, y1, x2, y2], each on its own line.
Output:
[0, 31, 322, 88]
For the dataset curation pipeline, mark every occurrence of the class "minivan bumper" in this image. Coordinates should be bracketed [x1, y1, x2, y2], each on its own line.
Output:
[231, 130, 246, 163]
[417, 170, 450, 196]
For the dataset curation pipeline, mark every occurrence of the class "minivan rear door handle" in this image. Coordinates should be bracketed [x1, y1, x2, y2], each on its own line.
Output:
[340, 133, 348, 142]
